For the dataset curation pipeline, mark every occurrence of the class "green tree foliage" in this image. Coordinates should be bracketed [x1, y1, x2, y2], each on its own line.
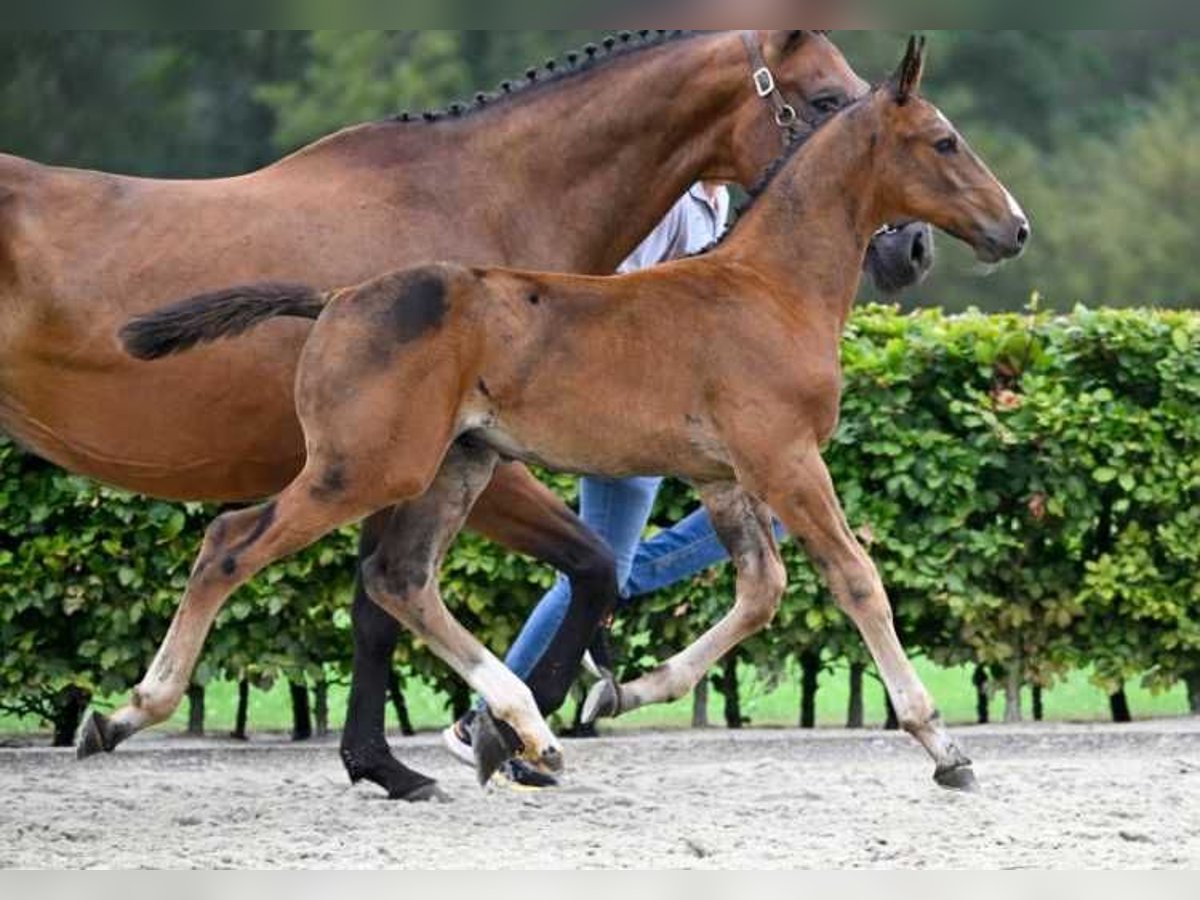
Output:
[12, 308, 1194, 737]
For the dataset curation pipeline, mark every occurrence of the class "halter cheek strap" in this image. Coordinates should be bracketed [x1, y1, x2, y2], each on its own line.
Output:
[740, 31, 801, 149]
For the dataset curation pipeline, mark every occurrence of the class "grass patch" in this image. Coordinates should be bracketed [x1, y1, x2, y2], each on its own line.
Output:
[1, 657, 1189, 739]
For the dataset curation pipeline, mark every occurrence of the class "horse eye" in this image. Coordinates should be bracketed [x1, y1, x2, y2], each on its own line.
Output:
[810, 95, 843, 115]
[934, 136, 959, 155]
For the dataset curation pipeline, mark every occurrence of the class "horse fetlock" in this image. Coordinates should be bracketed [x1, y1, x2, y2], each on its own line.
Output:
[130, 682, 183, 724]
[582, 676, 624, 723]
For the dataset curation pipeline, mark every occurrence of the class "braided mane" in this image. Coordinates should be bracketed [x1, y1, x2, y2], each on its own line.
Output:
[385, 30, 701, 125]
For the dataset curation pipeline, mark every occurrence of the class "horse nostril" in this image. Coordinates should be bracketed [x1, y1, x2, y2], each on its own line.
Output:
[910, 233, 927, 266]
[1015, 223, 1030, 248]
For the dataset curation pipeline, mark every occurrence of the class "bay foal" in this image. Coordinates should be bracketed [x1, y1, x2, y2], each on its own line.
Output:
[118, 37, 1026, 788]
[40, 30, 927, 799]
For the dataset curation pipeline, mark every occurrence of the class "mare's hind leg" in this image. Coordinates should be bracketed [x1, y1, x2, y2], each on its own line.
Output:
[584, 483, 786, 721]
[77, 469, 377, 761]
[362, 441, 563, 786]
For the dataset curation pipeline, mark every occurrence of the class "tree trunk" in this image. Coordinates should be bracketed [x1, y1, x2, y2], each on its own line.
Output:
[448, 681, 471, 723]
[691, 677, 710, 729]
[1109, 686, 1132, 723]
[186, 684, 206, 737]
[1185, 672, 1200, 716]
[313, 680, 329, 737]
[290, 679, 313, 741]
[387, 670, 416, 737]
[973, 665, 990, 724]
[51, 686, 91, 748]
[798, 651, 820, 729]
[1031, 684, 1044, 722]
[721, 657, 744, 729]
[846, 662, 865, 729]
[883, 690, 899, 731]
[231, 678, 250, 740]
[1003, 666, 1023, 723]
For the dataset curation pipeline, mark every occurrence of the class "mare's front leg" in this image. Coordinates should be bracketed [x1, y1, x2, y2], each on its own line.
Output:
[760, 444, 976, 790]
[361, 441, 563, 786]
[584, 483, 786, 721]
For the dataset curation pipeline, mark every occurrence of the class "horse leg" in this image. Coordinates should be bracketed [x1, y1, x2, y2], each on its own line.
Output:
[339, 509, 445, 801]
[362, 441, 562, 786]
[466, 462, 619, 715]
[77, 468, 376, 760]
[337, 462, 616, 797]
[763, 445, 976, 790]
[584, 483, 785, 721]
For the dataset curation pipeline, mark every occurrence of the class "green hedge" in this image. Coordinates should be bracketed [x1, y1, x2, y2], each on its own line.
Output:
[2, 305, 1198, 734]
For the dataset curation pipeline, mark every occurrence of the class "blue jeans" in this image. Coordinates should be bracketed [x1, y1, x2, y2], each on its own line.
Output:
[500, 476, 787, 681]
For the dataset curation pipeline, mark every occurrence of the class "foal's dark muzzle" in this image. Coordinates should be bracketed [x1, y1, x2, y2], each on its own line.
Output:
[864, 222, 935, 295]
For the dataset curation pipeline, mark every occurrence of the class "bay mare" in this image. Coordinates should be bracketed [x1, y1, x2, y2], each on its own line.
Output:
[0, 30, 928, 799]
[116, 38, 1028, 789]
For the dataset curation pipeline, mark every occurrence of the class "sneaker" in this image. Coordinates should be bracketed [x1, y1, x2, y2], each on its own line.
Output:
[441, 711, 477, 768]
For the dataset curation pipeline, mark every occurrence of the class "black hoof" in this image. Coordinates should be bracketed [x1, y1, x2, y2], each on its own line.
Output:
[341, 741, 444, 802]
[581, 677, 622, 724]
[469, 708, 523, 787]
[76, 711, 130, 760]
[934, 763, 979, 792]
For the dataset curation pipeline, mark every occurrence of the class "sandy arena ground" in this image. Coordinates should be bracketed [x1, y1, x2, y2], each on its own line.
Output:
[1, 720, 1198, 869]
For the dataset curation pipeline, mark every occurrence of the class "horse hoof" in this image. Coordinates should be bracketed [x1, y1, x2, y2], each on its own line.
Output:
[934, 763, 978, 792]
[76, 711, 128, 760]
[538, 745, 565, 775]
[403, 781, 452, 804]
[582, 677, 621, 724]
[469, 708, 522, 787]
[342, 742, 444, 802]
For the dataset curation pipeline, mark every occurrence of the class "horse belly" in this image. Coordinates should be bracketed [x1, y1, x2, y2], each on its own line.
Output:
[0, 325, 309, 502]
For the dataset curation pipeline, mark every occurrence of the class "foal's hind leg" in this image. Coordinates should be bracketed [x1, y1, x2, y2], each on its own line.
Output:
[467, 462, 619, 715]
[77, 471, 376, 760]
[584, 483, 785, 721]
[362, 442, 563, 785]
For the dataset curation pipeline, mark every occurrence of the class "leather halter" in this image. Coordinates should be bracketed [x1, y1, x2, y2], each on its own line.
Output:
[740, 31, 814, 150]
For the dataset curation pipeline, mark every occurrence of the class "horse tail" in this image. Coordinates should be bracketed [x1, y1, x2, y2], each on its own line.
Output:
[120, 282, 327, 360]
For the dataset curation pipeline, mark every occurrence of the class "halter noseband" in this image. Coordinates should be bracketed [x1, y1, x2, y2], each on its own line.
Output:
[740, 31, 819, 149]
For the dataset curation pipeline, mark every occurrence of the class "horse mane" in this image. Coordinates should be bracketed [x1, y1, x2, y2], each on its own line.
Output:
[384, 30, 701, 126]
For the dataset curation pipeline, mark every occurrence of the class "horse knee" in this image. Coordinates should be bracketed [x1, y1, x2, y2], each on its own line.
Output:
[361, 550, 431, 605]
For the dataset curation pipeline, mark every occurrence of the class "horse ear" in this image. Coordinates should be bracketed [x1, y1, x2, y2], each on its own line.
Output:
[891, 34, 927, 105]
[767, 30, 811, 60]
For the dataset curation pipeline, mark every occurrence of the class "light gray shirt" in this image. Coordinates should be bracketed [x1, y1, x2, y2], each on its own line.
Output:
[618, 183, 731, 274]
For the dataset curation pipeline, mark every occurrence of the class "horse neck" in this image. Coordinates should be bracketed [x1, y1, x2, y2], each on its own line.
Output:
[281, 33, 752, 275]
[719, 106, 883, 334]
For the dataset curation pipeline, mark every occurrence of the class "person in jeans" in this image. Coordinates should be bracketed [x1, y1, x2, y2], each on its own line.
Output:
[444, 181, 783, 786]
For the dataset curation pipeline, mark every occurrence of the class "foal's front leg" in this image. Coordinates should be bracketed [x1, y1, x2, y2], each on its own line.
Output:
[584, 483, 786, 721]
[361, 441, 563, 786]
[763, 445, 976, 790]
